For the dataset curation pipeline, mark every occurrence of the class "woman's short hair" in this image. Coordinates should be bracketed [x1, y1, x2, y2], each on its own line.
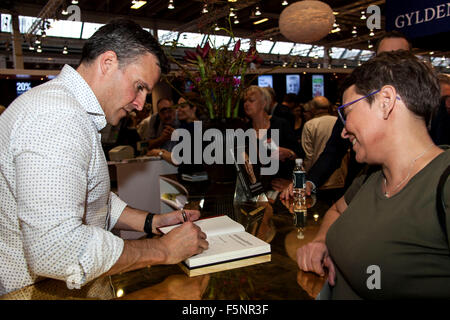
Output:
[80, 19, 169, 74]
[340, 50, 440, 123]
[245, 85, 272, 113]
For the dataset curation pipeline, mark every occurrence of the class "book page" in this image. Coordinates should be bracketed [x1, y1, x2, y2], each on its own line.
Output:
[186, 231, 270, 268]
[158, 215, 245, 238]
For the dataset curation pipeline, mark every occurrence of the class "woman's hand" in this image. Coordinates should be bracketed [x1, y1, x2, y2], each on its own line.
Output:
[280, 182, 293, 200]
[296, 241, 336, 286]
[277, 147, 296, 161]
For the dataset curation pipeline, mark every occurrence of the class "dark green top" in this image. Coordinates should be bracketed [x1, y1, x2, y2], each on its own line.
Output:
[326, 148, 450, 299]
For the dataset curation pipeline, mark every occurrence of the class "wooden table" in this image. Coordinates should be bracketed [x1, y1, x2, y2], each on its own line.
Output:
[0, 176, 328, 301]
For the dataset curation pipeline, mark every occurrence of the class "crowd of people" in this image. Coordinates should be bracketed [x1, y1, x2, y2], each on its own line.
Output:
[0, 19, 449, 299]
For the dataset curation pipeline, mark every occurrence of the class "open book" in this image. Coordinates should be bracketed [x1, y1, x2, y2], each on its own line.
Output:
[158, 215, 271, 276]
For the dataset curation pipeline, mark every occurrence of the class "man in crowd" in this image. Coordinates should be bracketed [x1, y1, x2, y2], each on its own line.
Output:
[137, 97, 178, 151]
[429, 73, 450, 145]
[266, 86, 295, 130]
[0, 19, 208, 296]
[302, 96, 347, 205]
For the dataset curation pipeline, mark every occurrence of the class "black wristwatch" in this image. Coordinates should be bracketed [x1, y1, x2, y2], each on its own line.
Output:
[144, 212, 155, 238]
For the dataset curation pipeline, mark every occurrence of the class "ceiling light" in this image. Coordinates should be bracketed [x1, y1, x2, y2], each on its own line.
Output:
[228, 0, 237, 2]
[234, 17, 240, 24]
[343, 64, 347, 69]
[331, 27, 341, 33]
[229, 8, 235, 17]
[29, 45, 34, 51]
[37, 46, 42, 53]
[255, 6, 261, 16]
[352, 26, 357, 34]
[62, 46, 68, 54]
[282, 0, 288, 5]
[333, 11, 339, 15]
[429, 51, 434, 55]
[131, 1, 147, 9]
[35, 38, 41, 44]
[253, 18, 268, 25]
[360, 11, 366, 20]
[214, 24, 220, 31]
[168, 0, 174, 10]
[202, 4, 208, 14]
[61, 8, 68, 15]
[369, 30, 375, 37]
[71, 0, 78, 4]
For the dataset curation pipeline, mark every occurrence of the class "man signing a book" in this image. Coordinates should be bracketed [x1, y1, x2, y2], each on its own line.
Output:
[0, 19, 208, 296]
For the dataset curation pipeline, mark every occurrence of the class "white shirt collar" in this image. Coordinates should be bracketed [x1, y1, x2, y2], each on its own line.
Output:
[58, 64, 107, 131]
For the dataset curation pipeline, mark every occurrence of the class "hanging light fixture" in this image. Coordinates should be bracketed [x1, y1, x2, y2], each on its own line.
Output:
[37, 45, 42, 53]
[234, 16, 240, 24]
[352, 26, 357, 34]
[369, 29, 375, 37]
[61, 7, 68, 15]
[202, 4, 208, 14]
[168, 0, 174, 10]
[253, 18, 268, 25]
[360, 11, 366, 20]
[282, 1, 288, 6]
[71, 0, 78, 4]
[131, 1, 147, 9]
[229, 8, 235, 17]
[255, 6, 261, 16]
[62, 46, 68, 54]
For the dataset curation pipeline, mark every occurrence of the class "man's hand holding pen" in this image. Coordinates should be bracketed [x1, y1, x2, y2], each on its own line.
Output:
[154, 209, 209, 264]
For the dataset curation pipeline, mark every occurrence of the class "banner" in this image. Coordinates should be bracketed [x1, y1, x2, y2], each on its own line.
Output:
[386, 0, 450, 39]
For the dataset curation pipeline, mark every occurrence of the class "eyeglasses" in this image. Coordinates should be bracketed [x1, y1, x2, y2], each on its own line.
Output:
[337, 89, 380, 125]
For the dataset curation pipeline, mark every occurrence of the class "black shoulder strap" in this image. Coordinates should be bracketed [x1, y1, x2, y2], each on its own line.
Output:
[436, 165, 450, 244]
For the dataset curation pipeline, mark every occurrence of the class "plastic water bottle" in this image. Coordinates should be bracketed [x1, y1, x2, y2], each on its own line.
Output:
[292, 158, 307, 239]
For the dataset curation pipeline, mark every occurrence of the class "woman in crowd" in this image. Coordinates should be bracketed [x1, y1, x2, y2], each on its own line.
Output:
[243, 85, 301, 188]
[297, 50, 450, 299]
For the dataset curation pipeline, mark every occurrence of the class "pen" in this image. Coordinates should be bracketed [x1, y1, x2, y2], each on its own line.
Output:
[181, 209, 188, 222]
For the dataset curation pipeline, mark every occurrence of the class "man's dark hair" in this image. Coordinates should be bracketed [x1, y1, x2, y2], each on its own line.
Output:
[340, 50, 440, 123]
[375, 30, 412, 54]
[80, 19, 169, 74]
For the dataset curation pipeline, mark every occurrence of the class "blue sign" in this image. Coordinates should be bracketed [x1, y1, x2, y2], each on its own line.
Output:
[386, 0, 450, 39]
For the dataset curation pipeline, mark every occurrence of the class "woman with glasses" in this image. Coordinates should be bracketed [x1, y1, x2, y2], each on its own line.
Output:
[296, 50, 450, 299]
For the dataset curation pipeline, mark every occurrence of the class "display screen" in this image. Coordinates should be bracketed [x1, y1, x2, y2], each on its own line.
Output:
[312, 75, 324, 97]
[286, 74, 300, 94]
[16, 81, 32, 96]
[258, 75, 273, 88]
